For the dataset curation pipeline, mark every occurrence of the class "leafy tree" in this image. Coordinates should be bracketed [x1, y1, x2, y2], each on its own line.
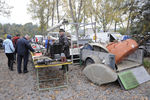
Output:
[130, 0, 150, 35]
[0, 0, 13, 16]
[28, 0, 63, 34]
[0, 22, 39, 37]
[28, 0, 49, 34]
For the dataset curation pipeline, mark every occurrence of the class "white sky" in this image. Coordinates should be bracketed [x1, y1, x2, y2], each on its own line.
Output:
[0, 0, 37, 25]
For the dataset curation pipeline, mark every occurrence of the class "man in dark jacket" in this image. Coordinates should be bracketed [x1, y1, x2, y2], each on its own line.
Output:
[59, 29, 70, 71]
[59, 29, 70, 58]
[16, 35, 35, 74]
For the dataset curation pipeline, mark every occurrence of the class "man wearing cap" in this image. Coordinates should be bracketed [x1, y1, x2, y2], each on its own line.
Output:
[16, 34, 35, 74]
[3, 35, 15, 71]
[59, 29, 70, 71]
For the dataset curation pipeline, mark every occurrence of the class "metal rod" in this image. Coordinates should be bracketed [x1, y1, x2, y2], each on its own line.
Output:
[36, 68, 40, 90]
[38, 85, 68, 91]
[39, 78, 61, 82]
[68, 22, 96, 25]
[95, 22, 97, 42]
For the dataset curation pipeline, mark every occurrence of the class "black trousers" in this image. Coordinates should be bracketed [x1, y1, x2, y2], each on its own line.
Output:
[62, 65, 69, 72]
[17, 54, 29, 73]
[13, 53, 16, 61]
[5, 53, 14, 70]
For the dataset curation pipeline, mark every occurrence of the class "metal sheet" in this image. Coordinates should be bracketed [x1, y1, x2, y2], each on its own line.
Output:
[131, 66, 150, 84]
[118, 71, 139, 90]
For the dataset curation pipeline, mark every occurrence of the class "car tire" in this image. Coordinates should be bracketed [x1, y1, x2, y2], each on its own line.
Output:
[85, 58, 95, 66]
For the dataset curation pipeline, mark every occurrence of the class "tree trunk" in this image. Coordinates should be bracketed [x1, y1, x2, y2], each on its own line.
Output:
[39, 6, 45, 34]
[68, 0, 76, 22]
[56, 0, 60, 23]
[77, 0, 83, 22]
[76, 0, 83, 43]
[51, 0, 55, 26]
[83, 4, 85, 35]
[126, 11, 131, 34]
[46, 0, 50, 29]
[126, 1, 134, 34]
[68, 0, 78, 42]
[114, 21, 117, 32]
[69, 0, 83, 47]
[103, 18, 106, 32]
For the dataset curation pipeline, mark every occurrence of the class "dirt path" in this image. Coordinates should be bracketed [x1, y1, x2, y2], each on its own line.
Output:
[0, 50, 150, 100]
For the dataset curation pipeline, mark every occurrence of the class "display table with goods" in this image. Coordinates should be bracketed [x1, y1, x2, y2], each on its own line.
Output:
[31, 52, 72, 91]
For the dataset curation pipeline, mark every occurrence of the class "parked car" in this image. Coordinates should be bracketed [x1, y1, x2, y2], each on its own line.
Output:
[80, 42, 143, 71]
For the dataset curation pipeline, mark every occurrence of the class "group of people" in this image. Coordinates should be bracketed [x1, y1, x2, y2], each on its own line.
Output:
[3, 34, 35, 74]
[2, 29, 70, 74]
[45, 29, 70, 70]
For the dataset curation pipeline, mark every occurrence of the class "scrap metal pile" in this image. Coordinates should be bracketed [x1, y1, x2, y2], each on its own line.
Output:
[81, 39, 150, 90]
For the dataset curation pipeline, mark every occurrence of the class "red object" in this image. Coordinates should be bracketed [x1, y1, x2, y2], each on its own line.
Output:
[35, 37, 38, 42]
[61, 57, 67, 62]
[12, 36, 20, 47]
[106, 39, 138, 64]
[33, 52, 42, 57]
[32, 46, 37, 48]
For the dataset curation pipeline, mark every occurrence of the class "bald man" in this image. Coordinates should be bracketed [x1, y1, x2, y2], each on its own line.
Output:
[16, 35, 35, 74]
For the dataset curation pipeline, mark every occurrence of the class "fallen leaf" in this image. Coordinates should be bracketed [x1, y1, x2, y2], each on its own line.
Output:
[90, 83, 95, 86]
[50, 95, 56, 100]
[54, 90, 59, 95]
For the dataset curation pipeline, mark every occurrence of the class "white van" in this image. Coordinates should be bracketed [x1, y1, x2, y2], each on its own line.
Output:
[34, 35, 44, 43]
[90, 32, 122, 43]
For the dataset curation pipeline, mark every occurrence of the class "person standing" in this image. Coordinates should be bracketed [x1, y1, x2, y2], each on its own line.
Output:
[16, 35, 35, 74]
[35, 37, 38, 43]
[59, 29, 70, 71]
[45, 36, 53, 54]
[3, 35, 15, 71]
[12, 34, 20, 62]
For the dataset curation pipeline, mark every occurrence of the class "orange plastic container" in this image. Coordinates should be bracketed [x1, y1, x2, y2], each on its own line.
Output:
[106, 39, 138, 64]
[33, 52, 42, 57]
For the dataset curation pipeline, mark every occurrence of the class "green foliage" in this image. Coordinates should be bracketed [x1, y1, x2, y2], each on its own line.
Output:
[0, 0, 13, 16]
[0, 22, 40, 37]
[143, 59, 150, 69]
[28, 0, 61, 33]
[117, 28, 126, 35]
[130, 1, 150, 35]
[28, 0, 49, 33]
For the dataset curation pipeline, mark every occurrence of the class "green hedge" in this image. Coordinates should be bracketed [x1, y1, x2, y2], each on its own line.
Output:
[143, 59, 150, 69]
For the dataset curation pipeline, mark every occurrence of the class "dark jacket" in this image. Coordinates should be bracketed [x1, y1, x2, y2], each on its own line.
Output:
[16, 37, 35, 55]
[59, 35, 70, 58]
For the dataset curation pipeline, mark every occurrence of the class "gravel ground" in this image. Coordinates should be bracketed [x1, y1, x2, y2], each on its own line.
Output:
[0, 50, 150, 100]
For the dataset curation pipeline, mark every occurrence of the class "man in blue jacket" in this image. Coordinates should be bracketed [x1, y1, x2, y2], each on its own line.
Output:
[45, 36, 53, 54]
[16, 35, 35, 74]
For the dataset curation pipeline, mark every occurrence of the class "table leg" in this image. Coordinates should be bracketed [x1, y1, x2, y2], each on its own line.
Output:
[36, 68, 40, 90]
